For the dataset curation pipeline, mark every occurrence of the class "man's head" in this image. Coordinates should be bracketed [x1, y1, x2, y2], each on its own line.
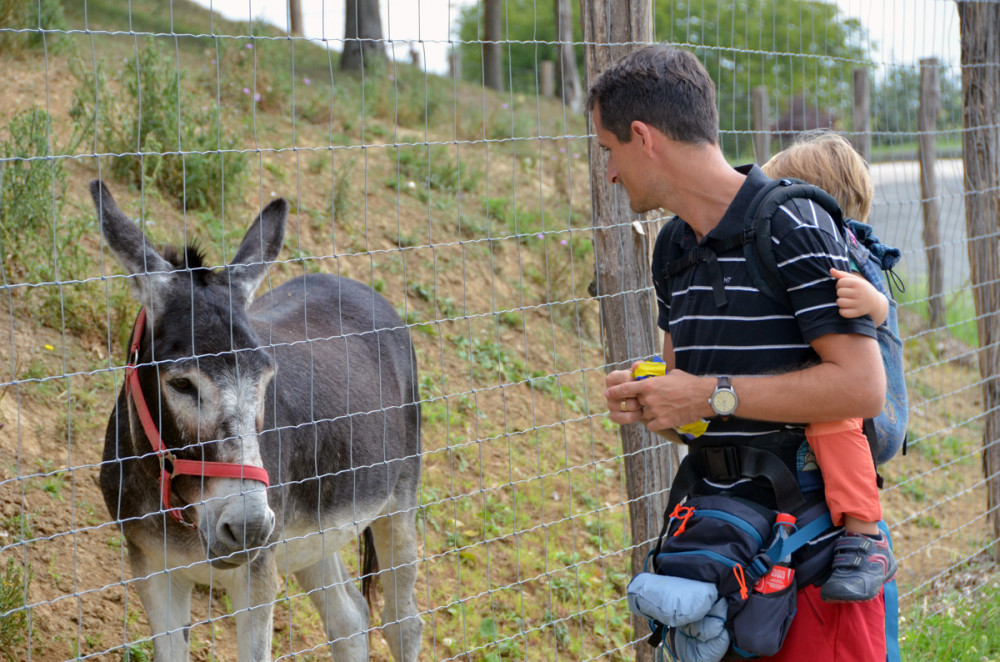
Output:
[586, 45, 719, 146]
[762, 132, 874, 223]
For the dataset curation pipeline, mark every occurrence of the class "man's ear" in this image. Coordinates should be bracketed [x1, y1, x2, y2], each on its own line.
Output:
[630, 120, 657, 157]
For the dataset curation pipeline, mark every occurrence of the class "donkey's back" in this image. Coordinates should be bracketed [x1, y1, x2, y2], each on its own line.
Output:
[252, 273, 422, 548]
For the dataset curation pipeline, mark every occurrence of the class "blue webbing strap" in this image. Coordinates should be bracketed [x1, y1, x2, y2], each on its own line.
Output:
[879, 521, 901, 662]
[763, 512, 835, 566]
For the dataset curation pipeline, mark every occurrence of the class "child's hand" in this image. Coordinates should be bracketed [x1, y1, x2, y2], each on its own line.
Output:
[830, 268, 888, 325]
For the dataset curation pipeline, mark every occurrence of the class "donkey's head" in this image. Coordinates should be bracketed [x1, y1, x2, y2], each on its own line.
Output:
[93, 181, 286, 567]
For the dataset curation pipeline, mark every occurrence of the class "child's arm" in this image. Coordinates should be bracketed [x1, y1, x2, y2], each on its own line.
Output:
[830, 268, 889, 326]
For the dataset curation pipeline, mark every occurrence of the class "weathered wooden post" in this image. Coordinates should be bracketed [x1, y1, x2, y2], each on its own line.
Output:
[541, 60, 556, 97]
[852, 68, 871, 164]
[959, 1, 1000, 560]
[920, 57, 945, 330]
[751, 86, 770, 164]
[581, 1, 681, 659]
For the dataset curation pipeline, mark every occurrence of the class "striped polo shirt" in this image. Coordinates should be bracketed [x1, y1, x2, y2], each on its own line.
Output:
[650, 164, 876, 441]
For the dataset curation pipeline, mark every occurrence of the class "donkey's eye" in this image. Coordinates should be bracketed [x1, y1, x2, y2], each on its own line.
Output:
[168, 377, 197, 395]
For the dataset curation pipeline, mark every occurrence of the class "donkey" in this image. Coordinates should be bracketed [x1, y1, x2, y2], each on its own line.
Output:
[92, 180, 423, 661]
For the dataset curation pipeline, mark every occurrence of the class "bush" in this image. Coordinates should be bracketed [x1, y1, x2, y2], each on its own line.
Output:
[70, 39, 247, 211]
[0, 0, 67, 55]
[0, 107, 67, 270]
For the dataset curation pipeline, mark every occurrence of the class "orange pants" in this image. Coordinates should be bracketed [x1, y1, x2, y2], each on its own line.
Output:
[805, 418, 882, 527]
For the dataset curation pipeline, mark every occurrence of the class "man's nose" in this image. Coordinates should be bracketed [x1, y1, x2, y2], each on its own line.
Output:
[606, 157, 619, 184]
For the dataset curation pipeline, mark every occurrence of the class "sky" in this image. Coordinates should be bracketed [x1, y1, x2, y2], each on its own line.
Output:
[188, 0, 964, 75]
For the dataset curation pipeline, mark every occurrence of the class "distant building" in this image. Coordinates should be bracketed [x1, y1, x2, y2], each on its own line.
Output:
[771, 96, 839, 147]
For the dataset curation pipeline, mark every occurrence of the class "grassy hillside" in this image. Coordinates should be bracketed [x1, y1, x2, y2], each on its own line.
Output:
[0, 1, 992, 661]
[0, 1, 633, 660]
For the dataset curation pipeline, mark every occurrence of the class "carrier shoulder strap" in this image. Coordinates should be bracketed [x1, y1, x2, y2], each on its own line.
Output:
[661, 178, 845, 309]
[742, 178, 845, 306]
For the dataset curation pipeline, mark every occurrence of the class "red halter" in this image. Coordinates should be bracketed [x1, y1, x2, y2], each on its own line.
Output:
[125, 308, 271, 529]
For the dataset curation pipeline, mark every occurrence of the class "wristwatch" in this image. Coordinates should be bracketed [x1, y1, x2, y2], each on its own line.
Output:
[709, 376, 738, 418]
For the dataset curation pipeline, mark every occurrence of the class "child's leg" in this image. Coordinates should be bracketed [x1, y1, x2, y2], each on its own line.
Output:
[806, 419, 895, 603]
[806, 419, 882, 528]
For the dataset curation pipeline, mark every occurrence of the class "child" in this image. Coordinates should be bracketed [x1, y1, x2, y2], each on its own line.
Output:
[762, 132, 897, 603]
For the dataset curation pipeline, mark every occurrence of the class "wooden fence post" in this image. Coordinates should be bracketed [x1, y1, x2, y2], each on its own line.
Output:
[852, 68, 871, 164]
[959, 1, 1000, 561]
[751, 86, 770, 164]
[920, 57, 945, 330]
[541, 60, 555, 97]
[581, 1, 681, 659]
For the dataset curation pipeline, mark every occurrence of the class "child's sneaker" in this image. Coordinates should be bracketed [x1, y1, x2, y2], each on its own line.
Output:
[820, 531, 897, 603]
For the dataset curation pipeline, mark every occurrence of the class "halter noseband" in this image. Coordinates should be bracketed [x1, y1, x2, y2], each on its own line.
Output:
[125, 308, 271, 529]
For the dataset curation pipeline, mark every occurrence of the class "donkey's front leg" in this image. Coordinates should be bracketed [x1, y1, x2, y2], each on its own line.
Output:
[227, 549, 279, 661]
[129, 545, 195, 662]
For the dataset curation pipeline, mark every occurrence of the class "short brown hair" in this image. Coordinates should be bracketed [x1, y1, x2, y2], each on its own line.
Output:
[586, 45, 718, 145]
[761, 132, 873, 222]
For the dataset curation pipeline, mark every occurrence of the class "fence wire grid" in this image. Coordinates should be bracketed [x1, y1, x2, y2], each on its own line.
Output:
[0, 0, 995, 661]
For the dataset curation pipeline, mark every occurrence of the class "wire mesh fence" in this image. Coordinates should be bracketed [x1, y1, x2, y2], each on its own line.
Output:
[0, 1, 994, 661]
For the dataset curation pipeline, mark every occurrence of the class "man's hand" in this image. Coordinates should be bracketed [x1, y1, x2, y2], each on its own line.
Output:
[605, 368, 713, 432]
[605, 365, 644, 425]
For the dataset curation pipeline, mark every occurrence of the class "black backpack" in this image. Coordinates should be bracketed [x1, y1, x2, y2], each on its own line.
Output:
[660, 177, 908, 473]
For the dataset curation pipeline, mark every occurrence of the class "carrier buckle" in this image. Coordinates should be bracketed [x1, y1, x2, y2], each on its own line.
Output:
[704, 446, 741, 482]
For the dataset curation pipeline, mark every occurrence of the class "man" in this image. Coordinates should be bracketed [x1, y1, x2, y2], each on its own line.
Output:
[592, 45, 887, 661]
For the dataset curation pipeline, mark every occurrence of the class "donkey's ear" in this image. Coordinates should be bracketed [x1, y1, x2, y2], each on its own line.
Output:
[226, 197, 287, 304]
[90, 180, 172, 311]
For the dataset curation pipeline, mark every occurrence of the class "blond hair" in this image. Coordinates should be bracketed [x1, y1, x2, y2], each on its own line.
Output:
[761, 132, 873, 222]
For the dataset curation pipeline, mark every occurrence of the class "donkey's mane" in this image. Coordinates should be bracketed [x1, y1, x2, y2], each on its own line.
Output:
[161, 243, 212, 285]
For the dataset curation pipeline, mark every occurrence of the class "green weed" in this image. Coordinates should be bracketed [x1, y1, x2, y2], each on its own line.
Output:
[387, 143, 480, 200]
[0, 555, 32, 662]
[901, 575, 1000, 660]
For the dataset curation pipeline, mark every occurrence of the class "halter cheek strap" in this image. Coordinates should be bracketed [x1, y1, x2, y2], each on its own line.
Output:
[125, 308, 271, 529]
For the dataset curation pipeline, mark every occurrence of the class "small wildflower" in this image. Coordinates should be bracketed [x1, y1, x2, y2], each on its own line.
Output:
[246, 43, 253, 50]
[388, 74, 395, 81]
[242, 87, 251, 95]
[573, 152, 580, 159]
[536, 233, 544, 240]
[559, 147, 566, 154]
[254, 93, 261, 102]
[560, 239, 568, 246]
[44, 344, 54, 351]
[303, 77, 311, 85]
[502, 103, 508, 110]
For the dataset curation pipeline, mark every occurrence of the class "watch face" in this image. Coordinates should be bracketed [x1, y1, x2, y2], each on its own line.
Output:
[713, 390, 738, 415]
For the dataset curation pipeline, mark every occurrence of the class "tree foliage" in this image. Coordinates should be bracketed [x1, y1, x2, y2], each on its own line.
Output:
[872, 64, 963, 140]
[455, 0, 583, 96]
[456, 0, 871, 158]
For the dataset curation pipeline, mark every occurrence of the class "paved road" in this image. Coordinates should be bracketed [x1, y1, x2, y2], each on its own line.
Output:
[868, 159, 968, 294]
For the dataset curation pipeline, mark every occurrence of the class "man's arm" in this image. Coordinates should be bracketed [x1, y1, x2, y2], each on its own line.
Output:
[605, 331, 884, 432]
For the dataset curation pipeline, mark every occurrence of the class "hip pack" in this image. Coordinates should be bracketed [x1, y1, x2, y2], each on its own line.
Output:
[629, 444, 839, 660]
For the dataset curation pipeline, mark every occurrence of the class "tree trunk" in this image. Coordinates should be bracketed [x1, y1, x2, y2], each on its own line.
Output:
[556, 0, 582, 112]
[483, 0, 504, 91]
[341, 0, 385, 71]
[581, 1, 679, 660]
[959, 1, 1000, 560]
